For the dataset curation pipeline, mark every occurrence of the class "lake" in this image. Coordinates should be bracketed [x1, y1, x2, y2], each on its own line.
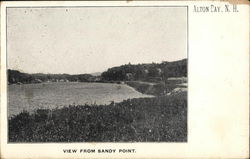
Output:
[8, 82, 153, 117]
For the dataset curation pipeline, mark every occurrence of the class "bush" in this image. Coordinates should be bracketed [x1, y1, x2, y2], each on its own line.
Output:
[9, 94, 187, 142]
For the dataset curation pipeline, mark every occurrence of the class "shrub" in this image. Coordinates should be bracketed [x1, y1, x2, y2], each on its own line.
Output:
[9, 94, 187, 142]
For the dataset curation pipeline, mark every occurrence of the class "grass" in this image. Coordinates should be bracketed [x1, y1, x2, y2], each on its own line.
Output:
[8, 92, 187, 142]
[125, 81, 180, 96]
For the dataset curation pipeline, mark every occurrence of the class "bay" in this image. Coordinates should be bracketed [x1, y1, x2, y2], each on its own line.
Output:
[8, 82, 153, 117]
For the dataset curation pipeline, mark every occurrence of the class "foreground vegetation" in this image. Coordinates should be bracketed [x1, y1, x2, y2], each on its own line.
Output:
[9, 93, 187, 142]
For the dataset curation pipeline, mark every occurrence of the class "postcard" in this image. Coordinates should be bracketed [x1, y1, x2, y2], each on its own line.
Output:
[0, 1, 249, 158]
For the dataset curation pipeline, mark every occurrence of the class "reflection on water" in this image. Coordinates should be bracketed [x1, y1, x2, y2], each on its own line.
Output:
[8, 82, 153, 117]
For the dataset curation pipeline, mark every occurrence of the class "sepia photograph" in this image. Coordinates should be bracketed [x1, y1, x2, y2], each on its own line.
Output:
[7, 6, 187, 142]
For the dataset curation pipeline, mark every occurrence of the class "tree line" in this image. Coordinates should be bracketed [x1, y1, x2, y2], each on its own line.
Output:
[7, 70, 97, 84]
[101, 58, 187, 82]
[8, 58, 187, 84]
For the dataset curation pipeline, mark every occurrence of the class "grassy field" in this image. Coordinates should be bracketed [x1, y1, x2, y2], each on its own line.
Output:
[8, 92, 187, 142]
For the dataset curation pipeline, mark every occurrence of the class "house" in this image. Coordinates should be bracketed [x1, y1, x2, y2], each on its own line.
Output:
[125, 73, 133, 81]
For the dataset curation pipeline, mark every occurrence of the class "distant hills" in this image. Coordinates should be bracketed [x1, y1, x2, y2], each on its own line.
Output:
[90, 72, 102, 76]
[7, 70, 98, 84]
[8, 58, 187, 84]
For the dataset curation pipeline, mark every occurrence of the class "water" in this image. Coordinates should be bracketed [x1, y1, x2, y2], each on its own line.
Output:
[8, 82, 153, 117]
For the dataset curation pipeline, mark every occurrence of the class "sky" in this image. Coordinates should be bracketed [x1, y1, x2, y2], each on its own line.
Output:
[7, 7, 187, 74]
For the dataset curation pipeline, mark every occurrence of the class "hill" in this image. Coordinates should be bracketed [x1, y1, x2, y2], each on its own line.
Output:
[101, 59, 187, 82]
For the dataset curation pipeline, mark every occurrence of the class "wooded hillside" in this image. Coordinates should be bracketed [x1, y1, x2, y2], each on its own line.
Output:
[101, 59, 187, 82]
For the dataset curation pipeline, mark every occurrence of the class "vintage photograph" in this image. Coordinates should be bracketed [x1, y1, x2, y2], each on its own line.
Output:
[7, 6, 187, 142]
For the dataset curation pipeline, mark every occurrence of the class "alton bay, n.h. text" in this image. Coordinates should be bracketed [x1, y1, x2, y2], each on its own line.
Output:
[193, 4, 239, 13]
